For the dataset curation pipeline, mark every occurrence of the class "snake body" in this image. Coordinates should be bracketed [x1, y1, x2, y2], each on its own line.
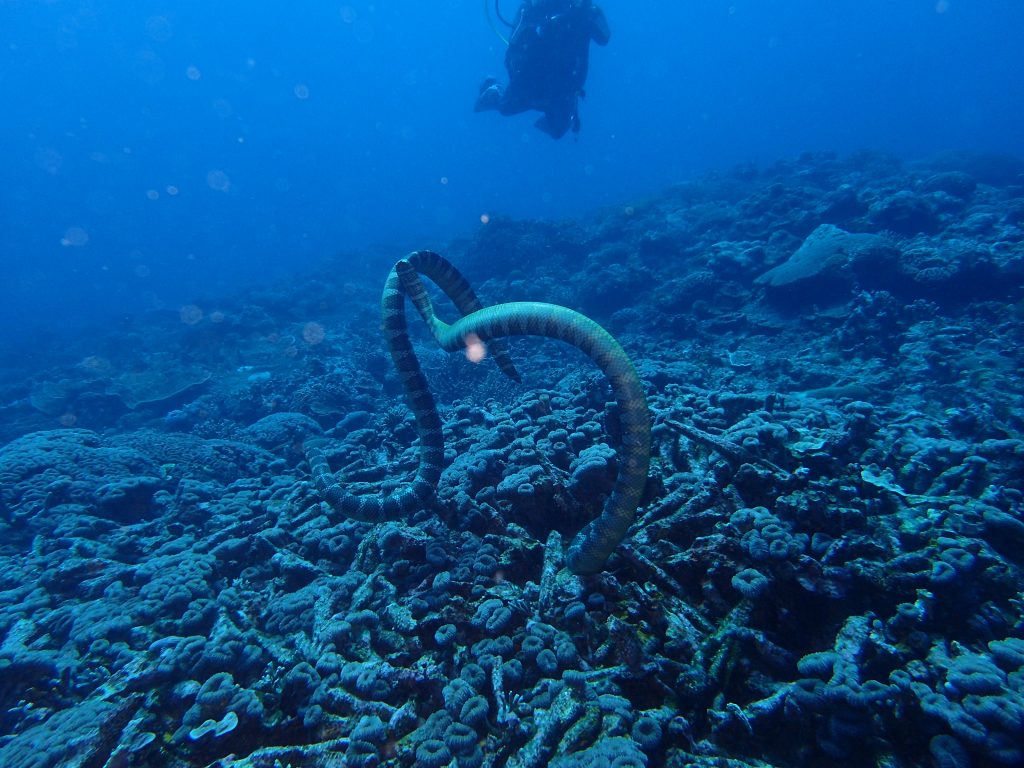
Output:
[307, 251, 650, 574]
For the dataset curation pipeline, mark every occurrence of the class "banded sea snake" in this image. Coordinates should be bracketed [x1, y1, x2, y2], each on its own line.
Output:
[306, 251, 650, 574]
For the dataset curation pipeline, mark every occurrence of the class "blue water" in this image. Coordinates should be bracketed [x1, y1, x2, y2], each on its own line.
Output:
[1, 0, 1021, 339]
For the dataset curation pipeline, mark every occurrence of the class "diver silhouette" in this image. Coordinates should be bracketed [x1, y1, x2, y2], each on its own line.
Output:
[475, 0, 610, 139]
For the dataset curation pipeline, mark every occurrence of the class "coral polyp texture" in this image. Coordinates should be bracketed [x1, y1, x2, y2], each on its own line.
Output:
[307, 250, 651, 574]
[1, 152, 1024, 767]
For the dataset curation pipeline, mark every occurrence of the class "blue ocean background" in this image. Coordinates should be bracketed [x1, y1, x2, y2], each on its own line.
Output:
[1, 0, 1022, 339]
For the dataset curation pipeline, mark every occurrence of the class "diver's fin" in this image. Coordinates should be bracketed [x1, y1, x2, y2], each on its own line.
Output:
[475, 83, 503, 112]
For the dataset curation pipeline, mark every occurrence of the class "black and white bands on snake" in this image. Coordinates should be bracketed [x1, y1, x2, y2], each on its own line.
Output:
[306, 250, 651, 575]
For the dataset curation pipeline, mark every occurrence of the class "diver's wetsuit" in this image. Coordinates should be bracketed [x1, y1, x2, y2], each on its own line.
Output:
[476, 0, 610, 139]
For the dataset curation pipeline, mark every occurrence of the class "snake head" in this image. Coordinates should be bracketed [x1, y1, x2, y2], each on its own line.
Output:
[395, 259, 426, 298]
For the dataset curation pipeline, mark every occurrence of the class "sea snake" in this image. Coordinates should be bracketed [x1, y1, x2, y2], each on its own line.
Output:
[306, 250, 651, 574]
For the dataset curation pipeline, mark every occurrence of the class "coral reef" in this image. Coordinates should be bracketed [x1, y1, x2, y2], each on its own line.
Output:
[1, 151, 1022, 767]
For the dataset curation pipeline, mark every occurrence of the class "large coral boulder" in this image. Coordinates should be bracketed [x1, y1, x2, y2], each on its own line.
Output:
[756, 223, 899, 305]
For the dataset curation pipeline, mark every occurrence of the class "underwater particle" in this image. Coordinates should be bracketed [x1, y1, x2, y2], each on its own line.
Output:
[179, 304, 203, 325]
[145, 15, 173, 42]
[146, 189, 159, 200]
[302, 322, 325, 345]
[464, 332, 486, 363]
[35, 146, 63, 175]
[186, 65, 201, 80]
[440, 176, 449, 185]
[935, 1, 951, 13]
[60, 226, 89, 247]
[294, 83, 310, 100]
[166, 185, 179, 195]
[135, 48, 165, 84]
[206, 169, 231, 192]
[480, 213, 490, 224]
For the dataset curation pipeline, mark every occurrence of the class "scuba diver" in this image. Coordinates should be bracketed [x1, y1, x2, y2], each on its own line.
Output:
[475, 0, 610, 140]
